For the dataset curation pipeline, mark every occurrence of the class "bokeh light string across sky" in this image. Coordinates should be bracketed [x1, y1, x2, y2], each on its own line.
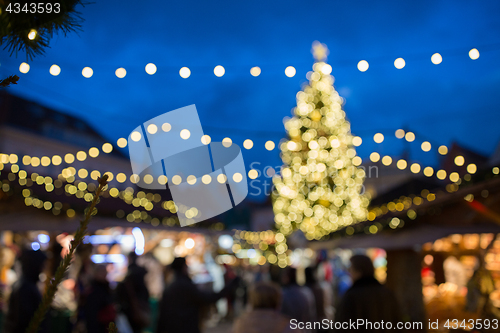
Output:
[13, 46, 485, 77]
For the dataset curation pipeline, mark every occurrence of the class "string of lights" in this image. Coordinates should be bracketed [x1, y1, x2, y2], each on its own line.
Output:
[0, 164, 183, 227]
[13, 46, 484, 77]
[0, 126, 483, 186]
[3, 147, 498, 268]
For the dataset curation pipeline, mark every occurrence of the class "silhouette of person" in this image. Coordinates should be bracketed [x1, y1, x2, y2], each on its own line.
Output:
[4, 249, 47, 333]
[335, 255, 402, 332]
[116, 253, 151, 333]
[233, 281, 299, 333]
[83, 265, 116, 333]
[156, 257, 237, 333]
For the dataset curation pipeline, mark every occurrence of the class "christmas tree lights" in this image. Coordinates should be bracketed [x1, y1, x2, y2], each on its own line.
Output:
[272, 41, 370, 241]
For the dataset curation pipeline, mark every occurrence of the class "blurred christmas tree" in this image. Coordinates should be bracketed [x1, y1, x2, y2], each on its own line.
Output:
[272, 41, 369, 242]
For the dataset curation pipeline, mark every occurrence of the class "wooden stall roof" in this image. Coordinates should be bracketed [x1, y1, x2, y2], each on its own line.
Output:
[312, 174, 500, 250]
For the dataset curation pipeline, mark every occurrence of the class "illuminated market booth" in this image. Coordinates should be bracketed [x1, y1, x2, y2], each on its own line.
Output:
[311, 152, 500, 330]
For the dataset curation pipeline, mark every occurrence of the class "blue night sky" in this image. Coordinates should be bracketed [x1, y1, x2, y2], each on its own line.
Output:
[1, 0, 500, 200]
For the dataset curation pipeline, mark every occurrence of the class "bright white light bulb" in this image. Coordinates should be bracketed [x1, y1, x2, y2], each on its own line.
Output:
[357, 60, 369, 72]
[431, 53, 442, 65]
[285, 66, 296, 77]
[50, 64, 61, 76]
[394, 58, 405, 69]
[214, 65, 225, 77]
[145, 63, 157, 75]
[469, 48, 479, 60]
[180, 67, 191, 78]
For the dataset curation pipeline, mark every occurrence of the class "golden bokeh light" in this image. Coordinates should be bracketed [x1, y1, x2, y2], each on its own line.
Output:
[145, 63, 157, 75]
[321, 64, 332, 75]
[89, 147, 99, 158]
[352, 136, 362, 146]
[423, 166, 434, 177]
[104, 172, 114, 182]
[467, 163, 477, 174]
[214, 65, 225, 77]
[158, 175, 168, 185]
[31, 157, 40, 167]
[64, 153, 75, 164]
[147, 124, 158, 134]
[76, 151, 87, 161]
[52, 155, 62, 165]
[233, 173, 243, 183]
[217, 174, 227, 183]
[50, 64, 61, 76]
[201, 135, 211, 145]
[19, 62, 30, 74]
[131, 132, 142, 142]
[352, 156, 362, 166]
[102, 143, 113, 153]
[265, 141, 275, 151]
[172, 175, 182, 185]
[369, 152, 380, 162]
[179, 67, 191, 78]
[382, 156, 392, 166]
[410, 163, 421, 173]
[438, 145, 448, 155]
[222, 137, 232, 147]
[130, 174, 140, 184]
[397, 159, 407, 170]
[436, 170, 447, 180]
[202, 175, 212, 184]
[469, 48, 480, 60]
[180, 129, 191, 140]
[421, 141, 431, 152]
[41, 156, 51, 166]
[431, 53, 442, 65]
[115, 68, 127, 78]
[454, 155, 465, 166]
[248, 169, 258, 179]
[243, 139, 253, 149]
[187, 175, 197, 185]
[116, 173, 127, 183]
[91, 170, 101, 180]
[28, 29, 37, 40]
[373, 133, 384, 143]
[394, 58, 405, 69]
[250, 67, 261, 77]
[357, 60, 369, 72]
[405, 132, 415, 142]
[285, 66, 296, 77]
[117, 138, 128, 148]
[78, 169, 88, 179]
[82, 67, 93, 78]
[162, 123, 172, 132]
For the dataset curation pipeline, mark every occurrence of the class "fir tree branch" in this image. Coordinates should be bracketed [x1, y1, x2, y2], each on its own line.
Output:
[0, 1, 88, 60]
[0, 75, 19, 88]
[25, 175, 109, 333]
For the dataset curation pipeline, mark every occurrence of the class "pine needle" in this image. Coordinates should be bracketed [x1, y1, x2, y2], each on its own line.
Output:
[25, 175, 109, 333]
[0, 75, 19, 88]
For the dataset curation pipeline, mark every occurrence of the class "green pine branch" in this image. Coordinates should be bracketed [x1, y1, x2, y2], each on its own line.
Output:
[0, 74, 19, 87]
[25, 175, 109, 333]
[0, 1, 88, 60]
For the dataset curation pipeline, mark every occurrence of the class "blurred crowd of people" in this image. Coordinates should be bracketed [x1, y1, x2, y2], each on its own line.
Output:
[0, 241, 403, 333]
